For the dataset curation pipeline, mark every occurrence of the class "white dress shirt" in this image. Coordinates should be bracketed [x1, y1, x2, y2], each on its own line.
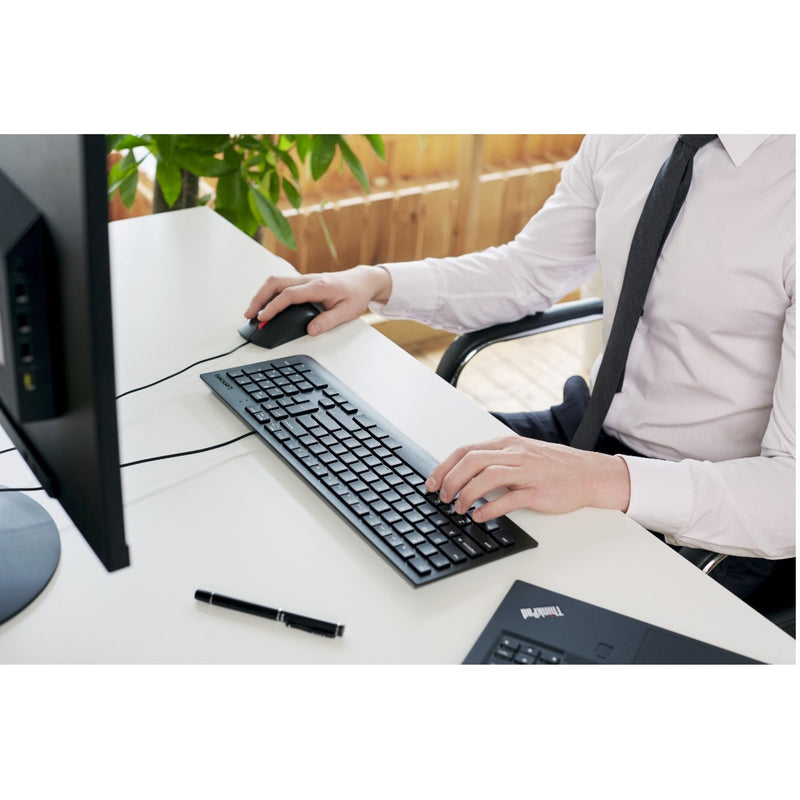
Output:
[370, 134, 795, 559]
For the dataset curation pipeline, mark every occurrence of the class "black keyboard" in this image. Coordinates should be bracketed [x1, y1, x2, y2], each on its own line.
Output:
[201, 355, 537, 586]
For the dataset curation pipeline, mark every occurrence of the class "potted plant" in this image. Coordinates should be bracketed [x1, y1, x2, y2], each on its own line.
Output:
[106, 134, 384, 249]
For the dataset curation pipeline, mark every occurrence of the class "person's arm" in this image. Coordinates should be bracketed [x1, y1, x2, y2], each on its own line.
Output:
[427, 276, 795, 560]
[621, 292, 795, 559]
[371, 136, 603, 333]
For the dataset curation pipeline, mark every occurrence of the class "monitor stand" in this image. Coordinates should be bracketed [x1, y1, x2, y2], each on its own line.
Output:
[0, 488, 60, 625]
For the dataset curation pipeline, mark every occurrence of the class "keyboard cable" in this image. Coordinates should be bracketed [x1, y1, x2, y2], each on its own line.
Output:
[0, 431, 258, 493]
[2, 342, 258, 491]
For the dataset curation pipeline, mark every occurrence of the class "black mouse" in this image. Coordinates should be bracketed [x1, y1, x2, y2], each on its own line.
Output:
[238, 302, 320, 349]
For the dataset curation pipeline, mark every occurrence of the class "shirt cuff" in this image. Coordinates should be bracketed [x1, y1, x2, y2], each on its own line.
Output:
[368, 261, 438, 320]
[620, 455, 695, 540]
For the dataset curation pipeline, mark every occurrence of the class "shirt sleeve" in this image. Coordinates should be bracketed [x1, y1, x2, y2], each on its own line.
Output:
[369, 135, 603, 333]
[622, 265, 796, 559]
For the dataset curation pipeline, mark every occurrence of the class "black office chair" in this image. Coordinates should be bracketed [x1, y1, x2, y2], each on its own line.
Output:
[435, 297, 796, 639]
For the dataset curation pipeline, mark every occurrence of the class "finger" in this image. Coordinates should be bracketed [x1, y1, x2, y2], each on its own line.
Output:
[244, 275, 307, 319]
[451, 463, 518, 514]
[436, 444, 521, 503]
[306, 302, 358, 335]
[255, 281, 320, 324]
[425, 438, 512, 494]
[425, 444, 475, 494]
[470, 489, 533, 523]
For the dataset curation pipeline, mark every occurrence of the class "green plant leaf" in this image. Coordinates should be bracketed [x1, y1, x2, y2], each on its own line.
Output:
[294, 135, 312, 161]
[217, 172, 259, 236]
[282, 177, 301, 209]
[267, 171, 279, 203]
[176, 151, 237, 177]
[310, 135, 338, 180]
[119, 169, 139, 208]
[107, 150, 145, 206]
[274, 147, 300, 180]
[337, 137, 370, 192]
[314, 203, 339, 267]
[106, 134, 149, 154]
[178, 134, 231, 153]
[249, 186, 296, 249]
[107, 150, 139, 194]
[216, 170, 263, 236]
[364, 134, 385, 160]
[156, 160, 182, 207]
[153, 134, 177, 163]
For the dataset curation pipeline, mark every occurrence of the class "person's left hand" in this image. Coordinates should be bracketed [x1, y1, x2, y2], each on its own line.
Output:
[425, 434, 631, 521]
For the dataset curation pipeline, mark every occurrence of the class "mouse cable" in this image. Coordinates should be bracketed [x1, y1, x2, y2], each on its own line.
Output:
[1, 446, 17, 456]
[120, 431, 256, 469]
[115, 340, 251, 399]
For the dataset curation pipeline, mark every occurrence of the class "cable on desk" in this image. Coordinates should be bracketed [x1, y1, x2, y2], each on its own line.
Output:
[1, 446, 17, 456]
[2, 432, 257, 489]
[120, 431, 256, 468]
[116, 340, 250, 399]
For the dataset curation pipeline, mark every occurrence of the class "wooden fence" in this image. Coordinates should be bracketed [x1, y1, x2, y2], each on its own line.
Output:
[259, 134, 584, 272]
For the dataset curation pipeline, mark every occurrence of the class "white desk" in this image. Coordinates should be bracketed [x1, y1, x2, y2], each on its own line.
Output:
[0, 207, 795, 664]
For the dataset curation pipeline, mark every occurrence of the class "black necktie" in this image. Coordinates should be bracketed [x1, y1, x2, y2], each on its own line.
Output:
[570, 134, 717, 451]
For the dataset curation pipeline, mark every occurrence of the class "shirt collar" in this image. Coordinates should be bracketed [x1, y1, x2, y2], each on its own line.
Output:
[717, 135, 770, 167]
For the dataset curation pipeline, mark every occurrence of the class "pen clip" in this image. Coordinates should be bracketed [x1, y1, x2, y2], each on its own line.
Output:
[284, 619, 338, 638]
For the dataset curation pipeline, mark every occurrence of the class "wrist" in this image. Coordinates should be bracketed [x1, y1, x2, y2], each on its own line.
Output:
[589, 453, 631, 513]
[362, 265, 392, 304]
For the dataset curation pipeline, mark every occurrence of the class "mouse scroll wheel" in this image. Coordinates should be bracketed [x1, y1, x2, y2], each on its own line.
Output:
[257, 320, 268, 330]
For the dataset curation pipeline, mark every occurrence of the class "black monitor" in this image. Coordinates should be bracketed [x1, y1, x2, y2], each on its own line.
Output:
[0, 134, 128, 624]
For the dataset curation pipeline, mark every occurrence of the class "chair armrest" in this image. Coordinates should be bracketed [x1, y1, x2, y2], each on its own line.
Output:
[435, 297, 604, 386]
[677, 546, 729, 575]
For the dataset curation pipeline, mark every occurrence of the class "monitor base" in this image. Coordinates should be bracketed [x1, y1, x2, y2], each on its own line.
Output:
[0, 489, 60, 625]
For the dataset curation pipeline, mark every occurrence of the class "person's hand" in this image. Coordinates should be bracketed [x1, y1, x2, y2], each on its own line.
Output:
[244, 265, 392, 337]
[425, 435, 631, 521]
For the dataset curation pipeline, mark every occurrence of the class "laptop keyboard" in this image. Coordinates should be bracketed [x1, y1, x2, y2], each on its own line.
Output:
[201, 354, 537, 586]
[486, 633, 565, 664]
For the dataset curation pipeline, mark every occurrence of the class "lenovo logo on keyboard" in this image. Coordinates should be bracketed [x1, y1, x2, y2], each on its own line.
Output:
[520, 605, 565, 620]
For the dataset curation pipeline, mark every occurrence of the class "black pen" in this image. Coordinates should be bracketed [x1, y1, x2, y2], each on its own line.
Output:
[194, 590, 344, 638]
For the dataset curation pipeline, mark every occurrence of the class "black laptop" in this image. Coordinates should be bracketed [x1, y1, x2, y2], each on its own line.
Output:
[463, 580, 760, 664]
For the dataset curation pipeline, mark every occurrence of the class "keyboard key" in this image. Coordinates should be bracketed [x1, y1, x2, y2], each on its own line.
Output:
[464, 524, 501, 553]
[395, 543, 415, 559]
[408, 557, 432, 576]
[453, 534, 482, 558]
[440, 542, 468, 564]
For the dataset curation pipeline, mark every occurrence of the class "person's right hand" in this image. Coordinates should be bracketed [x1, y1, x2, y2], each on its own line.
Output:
[243, 265, 392, 337]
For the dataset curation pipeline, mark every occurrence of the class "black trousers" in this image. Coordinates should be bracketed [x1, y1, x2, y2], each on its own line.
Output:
[492, 375, 774, 600]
